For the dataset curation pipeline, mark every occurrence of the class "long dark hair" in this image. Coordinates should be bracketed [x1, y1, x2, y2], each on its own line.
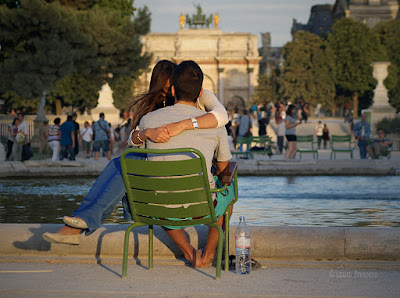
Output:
[286, 104, 296, 117]
[131, 60, 177, 128]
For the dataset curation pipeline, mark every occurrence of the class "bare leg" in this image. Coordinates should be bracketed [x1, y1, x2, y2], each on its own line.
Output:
[289, 141, 297, 159]
[106, 150, 111, 160]
[201, 205, 233, 267]
[163, 228, 202, 267]
[94, 152, 99, 160]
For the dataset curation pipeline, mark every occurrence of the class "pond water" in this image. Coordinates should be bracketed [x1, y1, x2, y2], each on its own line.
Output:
[0, 176, 399, 227]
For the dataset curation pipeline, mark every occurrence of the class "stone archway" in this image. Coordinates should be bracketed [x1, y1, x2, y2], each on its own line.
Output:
[225, 95, 245, 113]
[202, 73, 216, 95]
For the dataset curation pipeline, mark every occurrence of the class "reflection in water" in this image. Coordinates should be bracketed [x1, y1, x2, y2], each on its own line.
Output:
[0, 176, 399, 227]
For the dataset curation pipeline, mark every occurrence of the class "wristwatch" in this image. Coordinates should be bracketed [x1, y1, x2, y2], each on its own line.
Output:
[191, 118, 199, 129]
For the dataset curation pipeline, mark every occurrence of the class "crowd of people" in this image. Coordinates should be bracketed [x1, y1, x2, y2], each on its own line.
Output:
[5, 112, 133, 162]
[226, 100, 320, 160]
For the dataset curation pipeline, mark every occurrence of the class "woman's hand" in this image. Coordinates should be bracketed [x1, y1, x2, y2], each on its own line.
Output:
[145, 127, 170, 143]
[162, 120, 191, 137]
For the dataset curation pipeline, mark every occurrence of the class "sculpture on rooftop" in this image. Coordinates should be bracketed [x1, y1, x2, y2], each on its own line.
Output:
[185, 4, 214, 29]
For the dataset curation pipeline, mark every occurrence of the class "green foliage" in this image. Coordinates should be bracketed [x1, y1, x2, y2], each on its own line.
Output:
[0, 0, 151, 113]
[375, 117, 400, 134]
[96, 0, 134, 17]
[47, 73, 99, 113]
[328, 18, 386, 115]
[280, 31, 336, 107]
[0, 0, 85, 99]
[109, 75, 136, 111]
[0, 0, 21, 8]
[373, 20, 400, 112]
[253, 67, 281, 104]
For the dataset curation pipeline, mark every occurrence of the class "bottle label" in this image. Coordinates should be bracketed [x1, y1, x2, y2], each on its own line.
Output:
[235, 236, 251, 248]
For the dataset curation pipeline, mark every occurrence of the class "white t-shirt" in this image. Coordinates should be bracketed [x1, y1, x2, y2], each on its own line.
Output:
[18, 120, 29, 135]
[80, 126, 93, 142]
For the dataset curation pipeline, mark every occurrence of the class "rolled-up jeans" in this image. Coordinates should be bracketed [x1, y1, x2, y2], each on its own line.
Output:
[73, 154, 145, 235]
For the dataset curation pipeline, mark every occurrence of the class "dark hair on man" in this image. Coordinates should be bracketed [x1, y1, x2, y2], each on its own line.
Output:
[54, 118, 61, 125]
[17, 112, 24, 117]
[67, 115, 73, 122]
[172, 60, 203, 103]
[72, 113, 77, 118]
[99, 112, 105, 118]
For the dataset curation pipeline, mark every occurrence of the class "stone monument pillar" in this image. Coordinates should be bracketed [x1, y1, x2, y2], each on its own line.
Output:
[369, 62, 396, 132]
[31, 91, 49, 149]
[91, 83, 121, 126]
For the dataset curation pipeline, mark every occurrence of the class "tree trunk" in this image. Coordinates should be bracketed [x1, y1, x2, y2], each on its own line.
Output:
[309, 105, 314, 117]
[352, 91, 358, 118]
[56, 99, 62, 115]
[330, 102, 336, 117]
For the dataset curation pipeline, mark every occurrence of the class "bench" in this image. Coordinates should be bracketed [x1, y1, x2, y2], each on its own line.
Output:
[330, 135, 356, 159]
[295, 135, 318, 159]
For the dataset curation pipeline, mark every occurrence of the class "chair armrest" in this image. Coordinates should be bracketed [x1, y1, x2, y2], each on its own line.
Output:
[218, 161, 238, 186]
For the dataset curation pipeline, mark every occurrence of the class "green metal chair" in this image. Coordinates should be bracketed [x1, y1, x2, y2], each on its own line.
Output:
[120, 148, 238, 280]
[232, 137, 253, 159]
[250, 135, 275, 159]
[330, 135, 356, 159]
[295, 135, 318, 159]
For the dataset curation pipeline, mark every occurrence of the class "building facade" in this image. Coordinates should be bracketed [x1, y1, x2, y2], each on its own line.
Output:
[139, 28, 261, 111]
[332, 0, 399, 28]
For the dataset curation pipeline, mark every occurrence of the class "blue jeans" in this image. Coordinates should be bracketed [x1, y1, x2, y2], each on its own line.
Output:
[60, 144, 75, 160]
[358, 140, 367, 159]
[73, 153, 145, 235]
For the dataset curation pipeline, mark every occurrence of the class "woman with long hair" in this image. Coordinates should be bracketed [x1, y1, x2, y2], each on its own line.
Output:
[284, 104, 301, 160]
[43, 60, 228, 245]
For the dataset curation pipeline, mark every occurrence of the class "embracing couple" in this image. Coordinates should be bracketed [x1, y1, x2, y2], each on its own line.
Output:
[43, 60, 234, 268]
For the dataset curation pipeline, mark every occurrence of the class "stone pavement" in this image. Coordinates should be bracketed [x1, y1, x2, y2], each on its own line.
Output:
[1, 260, 400, 297]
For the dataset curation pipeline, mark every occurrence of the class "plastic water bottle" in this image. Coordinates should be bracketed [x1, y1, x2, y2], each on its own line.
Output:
[235, 216, 251, 275]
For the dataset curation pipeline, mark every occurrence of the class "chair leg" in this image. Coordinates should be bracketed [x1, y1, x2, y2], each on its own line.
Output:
[215, 225, 223, 280]
[224, 208, 229, 271]
[148, 225, 153, 269]
[122, 224, 136, 278]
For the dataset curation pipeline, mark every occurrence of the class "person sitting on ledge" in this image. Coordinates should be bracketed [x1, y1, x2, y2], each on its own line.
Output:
[366, 129, 391, 159]
[41, 60, 229, 241]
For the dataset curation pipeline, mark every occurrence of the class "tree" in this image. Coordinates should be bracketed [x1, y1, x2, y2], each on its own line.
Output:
[373, 20, 400, 112]
[0, 0, 87, 113]
[327, 18, 386, 117]
[47, 4, 151, 113]
[280, 31, 336, 113]
[252, 67, 281, 105]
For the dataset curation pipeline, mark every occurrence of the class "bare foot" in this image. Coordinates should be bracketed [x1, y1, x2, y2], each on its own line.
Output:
[191, 249, 203, 268]
[57, 225, 81, 235]
[200, 250, 216, 268]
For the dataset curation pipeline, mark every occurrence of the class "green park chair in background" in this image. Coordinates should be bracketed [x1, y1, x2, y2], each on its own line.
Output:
[120, 148, 238, 280]
[250, 135, 275, 159]
[231, 137, 253, 159]
[295, 135, 318, 159]
[330, 135, 356, 159]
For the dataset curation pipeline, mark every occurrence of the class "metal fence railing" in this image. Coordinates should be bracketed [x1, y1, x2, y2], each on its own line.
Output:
[0, 119, 34, 141]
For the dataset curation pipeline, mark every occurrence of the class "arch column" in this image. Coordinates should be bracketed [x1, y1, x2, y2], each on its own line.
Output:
[247, 67, 254, 102]
[217, 67, 224, 105]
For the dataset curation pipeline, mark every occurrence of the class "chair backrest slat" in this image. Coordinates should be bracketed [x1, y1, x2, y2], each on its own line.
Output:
[134, 201, 211, 219]
[127, 174, 205, 192]
[131, 188, 207, 204]
[135, 215, 213, 227]
[124, 157, 203, 176]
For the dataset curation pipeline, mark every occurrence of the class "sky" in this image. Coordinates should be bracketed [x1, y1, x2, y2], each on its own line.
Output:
[133, 0, 336, 47]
